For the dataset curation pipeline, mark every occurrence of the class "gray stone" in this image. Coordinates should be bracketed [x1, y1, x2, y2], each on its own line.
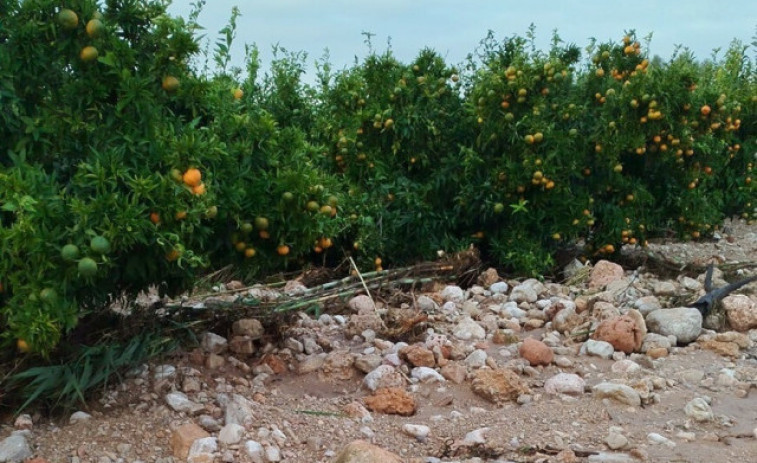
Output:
[509, 283, 538, 303]
[544, 373, 585, 395]
[490, 281, 509, 294]
[582, 339, 615, 359]
[363, 365, 405, 391]
[684, 397, 714, 422]
[646, 307, 702, 344]
[593, 382, 642, 406]
[605, 431, 628, 450]
[464, 349, 488, 368]
[165, 392, 204, 414]
[224, 393, 256, 427]
[416, 295, 439, 312]
[0, 434, 31, 463]
[218, 423, 246, 445]
[452, 316, 486, 340]
[348, 294, 376, 313]
[640, 333, 674, 352]
[647, 432, 675, 448]
[440, 285, 465, 303]
[69, 411, 93, 424]
[200, 332, 228, 354]
[411, 366, 446, 383]
[244, 441, 265, 463]
[232, 318, 264, 339]
[653, 281, 677, 296]
[633, 296, 662, 316]
[188, 437, 217, 463]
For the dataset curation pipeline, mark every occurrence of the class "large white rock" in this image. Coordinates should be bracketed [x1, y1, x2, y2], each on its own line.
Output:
[645, 307, 702, 344]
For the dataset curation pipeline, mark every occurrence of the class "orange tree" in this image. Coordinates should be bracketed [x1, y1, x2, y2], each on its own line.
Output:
[0, 0, 344, 359]
[314, 46, 472, 268]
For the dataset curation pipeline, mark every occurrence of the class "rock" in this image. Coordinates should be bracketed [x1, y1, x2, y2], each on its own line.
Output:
[716, 331, 752, 348]
[470, 368, 531, 405]
[224, 394, 256, 428]
[297, 353, 326, 374]
[205, 353, 225, 369]
[462, 427, 490, 445]
[452, 316, 486, 340]
[411, 366, 446, 383]
[401, 424, 430, 441]
[415, 295, 439, 312]
[645, 307, 703, 344]
[509, 282, 538, 303]
[684, 397, 714, 422]
[354, 354, 382, 373]
[232, 318, 264, 339]
[478, 268, 500, 287]
[581, 339, 615, 359]
[187, 437, 217, 463]
[0, 434, 31, 463]
[171, 423, 210, 460]
[440, 363, 467, 384]
[592, 313, 645, 353]
[641, 333, 674, 352]
[492, 329, 519, 345]
[342, 401, 372, 421]
[440, 285, 465, 303]
[319, 351, 356, 382]
[634, 296, 662, 316]
[722, 295, 757, 331]
[218, 423, 246, 445]
[244, 441, 265, 463]
[348, 295, 376, 313]
[647, 432, 675, 448]
[200, 332, 228, 354]
[464, 349, 488, 368]
[331, 440, 403, 463]
[592, 382, 641, 406]
[652, 281, 677, 296]
[680, 276, 702, 291]
[401, 344, 436, 367]
[605, 430, 628, 450]
[552, 305, 582, 333]
[699, 339, 740, 357]
[69, 411, 93, 424]
[363, 365, 406, 391]
[490, 281, 509, 294]
[344, 312, 385, 338]
[165, 392, 204, 414]
[563, 258, 585, 280]
[197, 415, 221, 432]
[589, 260, 624, 289]
[265, 444, 282, 462]
[587, 453, 635, 462]
[229, 336, 256, 355]
[611, 359, 641, 376]
[544, 373, 585, 395]
[12, 415, 32, 431]
[519, 337, 553, 366]
[500, 301, 527, 319]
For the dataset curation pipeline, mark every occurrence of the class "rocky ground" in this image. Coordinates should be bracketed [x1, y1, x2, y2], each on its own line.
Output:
[1, 220, 757, 463]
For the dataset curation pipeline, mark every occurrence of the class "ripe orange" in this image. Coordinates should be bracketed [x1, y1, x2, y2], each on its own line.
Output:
[232, 88, 244, 100]
[150, 212, 161, 224]
[259, 230, 270, 239]
[277, 244, 290, 256]
[166, 248, 182, 261]
[235, 241, 247, 252]
[700, 105, 711, 116]
[17, 339, 30, 353]
[183, 168, 201, 187]
[533, 132, 544, 143]
[244, 247, 256, 258]
[175, 211, 187, 220]
[162, 76, 180, 93]
[524, 134, 535, 145]
[192, 183, 206, 195]
[80, 46, 98, 62]
[319, 237, 333, 249]
[374, 257, 382, 266]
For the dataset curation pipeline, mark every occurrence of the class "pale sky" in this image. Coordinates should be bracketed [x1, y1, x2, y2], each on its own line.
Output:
[166, 1, 757, 77]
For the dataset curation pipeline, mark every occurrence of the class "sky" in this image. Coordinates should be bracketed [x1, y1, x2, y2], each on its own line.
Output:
[166, 0, 757, 79]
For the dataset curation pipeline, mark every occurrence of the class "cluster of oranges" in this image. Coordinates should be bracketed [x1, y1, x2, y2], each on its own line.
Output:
[58, 8, 104, 63]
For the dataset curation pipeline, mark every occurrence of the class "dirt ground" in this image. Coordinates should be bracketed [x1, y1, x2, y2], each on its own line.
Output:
[1, 219, 756, 463]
